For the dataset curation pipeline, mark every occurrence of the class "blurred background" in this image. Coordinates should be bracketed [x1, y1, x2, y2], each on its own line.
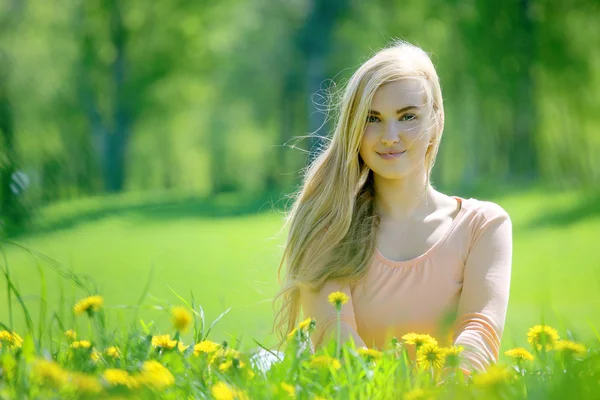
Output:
[0, 0, 599, 350]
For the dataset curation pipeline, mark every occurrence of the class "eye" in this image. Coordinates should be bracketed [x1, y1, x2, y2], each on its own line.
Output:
[366, 115, 380, 123]
[400, 113, 417, 122]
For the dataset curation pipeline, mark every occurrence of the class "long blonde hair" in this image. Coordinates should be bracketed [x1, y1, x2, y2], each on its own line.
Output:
[272, 40, 445, 348]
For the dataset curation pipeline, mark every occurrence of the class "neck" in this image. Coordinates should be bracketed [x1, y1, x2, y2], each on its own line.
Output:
[373, 168, 436, 220]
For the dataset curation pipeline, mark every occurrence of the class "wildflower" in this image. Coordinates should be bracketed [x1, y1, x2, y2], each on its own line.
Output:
[472, 364, 514, 387]
[287, 318, 315, 340]
[0, 330, 23, 350]
[194, 340, 221, 356]
[73, 295, 104, 316]
[401, 333, 438, 348]
[102, 368, 139, 389]
[327, 291, 349, 308]
[211, 382, 236, 400]
[65, 330, 77, 341]
[309, 355, 342, 370]
[106, 346, 121, 359]
[70, 340, 92, 349]
[219, 360, 234, 372]
[91, 349, 101, 363]
[527, 324, 560, 351]
[178, 342, 189, 353]
[209, 347, 242, 364]
[441, 345, 464, 368]
[70, 372, 102, 394]
[554, 340, 587, 357]
[357, 348, 382, 361]
[31, 359, 69, 388]
[417, 343, 446, 369]
[504, 347, 534, 361]
[171, 306, 193, 332]
[138, 360, 175, 390]
[151, 334, 177, 350]
[280, 382, 296, 397]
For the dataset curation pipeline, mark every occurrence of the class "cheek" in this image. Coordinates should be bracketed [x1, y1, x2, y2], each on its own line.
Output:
[361, 127, 378, 146]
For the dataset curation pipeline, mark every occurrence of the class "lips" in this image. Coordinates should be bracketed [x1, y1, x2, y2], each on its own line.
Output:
[377, 150, 406, 160]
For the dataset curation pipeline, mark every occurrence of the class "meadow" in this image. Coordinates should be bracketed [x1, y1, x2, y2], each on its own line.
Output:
[1, 186, 600, 398]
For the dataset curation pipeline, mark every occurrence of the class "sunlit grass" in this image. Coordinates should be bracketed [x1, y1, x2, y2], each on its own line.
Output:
[1, 185, 600, 354]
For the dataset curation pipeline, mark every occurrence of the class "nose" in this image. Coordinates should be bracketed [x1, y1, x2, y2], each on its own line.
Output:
[381, 123, 400, 146]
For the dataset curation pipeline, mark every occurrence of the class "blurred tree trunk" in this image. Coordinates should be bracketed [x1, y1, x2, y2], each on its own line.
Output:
[508, 0, 537, 180]
[78, 0, 131, 193]
[0, 0, 27, 234]
[104, 0, 130, 192]
[208, 112, 237, 195]
[300, 0, 349, 164]
[0, 63, 25, 233]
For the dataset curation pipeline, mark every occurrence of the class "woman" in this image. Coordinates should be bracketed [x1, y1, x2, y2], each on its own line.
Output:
[272, 40, 512, 376]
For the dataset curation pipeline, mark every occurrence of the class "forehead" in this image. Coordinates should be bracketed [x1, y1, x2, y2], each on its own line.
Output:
[370, 79, 425, 111]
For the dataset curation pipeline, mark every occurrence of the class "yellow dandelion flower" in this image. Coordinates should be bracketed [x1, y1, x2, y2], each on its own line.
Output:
[70, 340, 92, 350]
[417, 343, 446, 369]
[70, 372, 102, 394]
[287, 327, 299, 340]
[280, 382, 296, 397]
[11, 332, 23, 348]
[473, 364, 514, 387]
[102, 368, 139, 389]
[171, 306, 193, 332]
[209, 347, 242, 364]
[441, 345, 464, 368]
[554, 340, 587, 357]
[298, 317, 314, 330]
[219, 360, 233, 372]
[31, 359, 69, 388]
[504, 347, 534, 361]
[178, 342, 189, 353]
[151, 334, 177, 350]
[357, 348, 382, 360]
[138, 360, 175, 390]
[218, 359, 247, 372]
[288, 317, 315, 340]
[0, 330, 23, 350]
[211, 382, 236, 400]
[91, 349, 101, 362]
[327, 291, 349, 308]
[309, 355, 342, 370]
[194, 340, 221, 356]
[73, 295, 104, 316]
[64, 329, 77, 341]
[106, 346, 121, 359]
[527, 324, 560, 351]
[401, 333, 438, 348]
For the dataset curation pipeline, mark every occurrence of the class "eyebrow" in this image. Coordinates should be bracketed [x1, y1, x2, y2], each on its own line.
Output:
[367, 106, 419, 115]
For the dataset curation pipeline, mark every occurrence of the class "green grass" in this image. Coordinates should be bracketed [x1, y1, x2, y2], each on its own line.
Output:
[1, 186, 600, 354]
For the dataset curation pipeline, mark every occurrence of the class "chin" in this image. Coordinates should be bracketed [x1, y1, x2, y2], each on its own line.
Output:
[371, 169, 408, 181]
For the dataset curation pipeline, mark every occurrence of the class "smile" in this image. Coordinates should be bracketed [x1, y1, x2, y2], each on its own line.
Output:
[378, 151, 406, 160]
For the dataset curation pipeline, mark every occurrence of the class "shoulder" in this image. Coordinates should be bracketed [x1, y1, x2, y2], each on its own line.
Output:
[462, 197, 511, 223]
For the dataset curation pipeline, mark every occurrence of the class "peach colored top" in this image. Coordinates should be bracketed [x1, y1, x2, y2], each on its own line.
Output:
[300, 196, 512, 374]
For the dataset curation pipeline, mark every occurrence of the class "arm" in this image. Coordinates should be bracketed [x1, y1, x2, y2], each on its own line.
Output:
[299, 279, 367, 350]
[451, 206, 513, 375]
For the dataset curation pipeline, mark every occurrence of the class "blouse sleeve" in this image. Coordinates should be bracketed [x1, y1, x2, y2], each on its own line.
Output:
[451, 205, 513, 375]
[300, 279, 367, 350]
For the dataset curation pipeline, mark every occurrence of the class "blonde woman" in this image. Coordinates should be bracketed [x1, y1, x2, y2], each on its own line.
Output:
[272, 40, 512, 376]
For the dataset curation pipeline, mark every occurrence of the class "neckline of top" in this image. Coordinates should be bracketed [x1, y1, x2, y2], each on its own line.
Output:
[374, 196, 468, 267]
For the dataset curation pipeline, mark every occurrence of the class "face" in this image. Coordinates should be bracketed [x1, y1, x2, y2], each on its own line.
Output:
[359, 79, 433, 181]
